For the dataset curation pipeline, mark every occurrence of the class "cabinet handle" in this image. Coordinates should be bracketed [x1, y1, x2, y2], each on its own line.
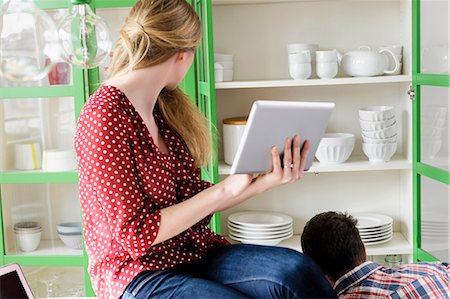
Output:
[407, 86, 416, 101]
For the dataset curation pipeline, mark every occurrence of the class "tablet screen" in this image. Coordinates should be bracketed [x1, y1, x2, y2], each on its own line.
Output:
[0, 270, 29, 299]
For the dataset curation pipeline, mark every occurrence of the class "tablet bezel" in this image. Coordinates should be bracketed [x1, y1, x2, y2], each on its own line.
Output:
[0, 263, 35, 299]
[230, 100, 335, 174]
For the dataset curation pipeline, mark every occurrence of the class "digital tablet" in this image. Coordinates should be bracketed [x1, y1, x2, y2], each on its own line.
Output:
[230, 100, 334, 174]
[0, 263, 35, 299]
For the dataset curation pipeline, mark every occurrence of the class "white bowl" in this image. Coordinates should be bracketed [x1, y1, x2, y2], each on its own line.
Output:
[288, 52, 311, 64]
[359, 118, 396, 131]
[315, 133, 355, 164]
[363, 142, 397, 162]
[287, 43, 319, 55]
[58, 233, 83, 250]
[56, 222, 82, 234]
[43, 149, 77, 172]
[216, 61, 233, 69]
[362, 134, 397, 144]
[214, 53, 233, 62]
[361, 123, 397, 139]
[421, 116, 446, 128]
[14, 221, 41, 231]
[359, 106, 395, 121]
[421, 139, 442, 159]
[421, 106, 447, 120]
[15, 230, 41, 252]
[289, 63, 311, 80]
[421, 125, 444, 138]
[223, 69, 233, 81]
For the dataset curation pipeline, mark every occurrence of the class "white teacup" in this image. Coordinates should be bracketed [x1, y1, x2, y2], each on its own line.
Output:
[14, 143, 42, 170]
[288, 51, 311, 64]
[317, 62, 338, 79]
[316, 50, 339, 63]
[289, 63, 312, 80]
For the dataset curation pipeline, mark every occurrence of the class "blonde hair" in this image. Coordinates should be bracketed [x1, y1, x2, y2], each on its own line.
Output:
[110, 0, 212, 167]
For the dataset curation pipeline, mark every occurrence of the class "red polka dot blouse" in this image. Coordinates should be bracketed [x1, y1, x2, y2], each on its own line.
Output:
[74, 86, 228, 299]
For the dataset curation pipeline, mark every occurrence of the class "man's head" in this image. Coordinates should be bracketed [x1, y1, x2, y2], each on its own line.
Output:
[301, 211, 366, 284]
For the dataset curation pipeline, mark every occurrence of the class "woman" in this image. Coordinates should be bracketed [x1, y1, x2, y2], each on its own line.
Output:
[74, 1, 335, 298]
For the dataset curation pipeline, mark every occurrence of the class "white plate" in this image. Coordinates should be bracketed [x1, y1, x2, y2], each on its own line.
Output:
[359, 226, 392, 236]
[357, 223, 392, 233]
[229, 232, 294, 246]
[229, 230, 293, 240]
[228, 221, 292, 232]
[228, 212, 293, 228]
[361, 231, 393, 241]
[228, 225, 292, 236]
[363, 234, 393, 245]
[354, 213, 393, 229]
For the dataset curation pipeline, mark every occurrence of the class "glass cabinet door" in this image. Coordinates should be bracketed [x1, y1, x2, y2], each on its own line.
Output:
[414, 0, 450, 262]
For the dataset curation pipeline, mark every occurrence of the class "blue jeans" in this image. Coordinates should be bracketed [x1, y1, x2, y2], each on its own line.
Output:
[121, 244, 336, 298]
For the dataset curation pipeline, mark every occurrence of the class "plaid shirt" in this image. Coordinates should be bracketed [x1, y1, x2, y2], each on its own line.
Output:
[335, 261, 450, 299]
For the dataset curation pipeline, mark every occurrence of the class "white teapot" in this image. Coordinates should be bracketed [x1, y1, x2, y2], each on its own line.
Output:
[339, 47, 400, 77]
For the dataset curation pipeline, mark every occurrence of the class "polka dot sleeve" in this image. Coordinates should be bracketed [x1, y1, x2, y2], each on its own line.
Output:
[76, 102, 161, 260]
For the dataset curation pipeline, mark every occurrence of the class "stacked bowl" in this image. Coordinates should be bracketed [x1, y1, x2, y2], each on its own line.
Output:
[14, 221, 42, 252]
[421, 106, 447, 160]
[359, 106, 397, 162]
[57, 222, 83, 250]
[214, 53, 233, 82]
[228, 211, 293, 246]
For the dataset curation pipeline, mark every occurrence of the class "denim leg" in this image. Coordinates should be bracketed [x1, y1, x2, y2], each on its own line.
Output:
[122, 267, 250, 299]
[200, 244, 337, 299]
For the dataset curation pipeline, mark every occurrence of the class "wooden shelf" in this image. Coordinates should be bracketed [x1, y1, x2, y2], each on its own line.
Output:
[215, 75, 411, 90]
[219, 155, 411, 175]
[227, 232, 411, 256]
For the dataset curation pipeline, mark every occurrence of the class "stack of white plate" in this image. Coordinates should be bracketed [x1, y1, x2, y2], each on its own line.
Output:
[228, 211, 293, 246]
[354, 213, 394, 245]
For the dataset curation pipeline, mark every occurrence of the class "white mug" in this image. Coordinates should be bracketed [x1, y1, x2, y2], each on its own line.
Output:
[317, 62, 338, 79]
[14, 143, 42, 170]
[42, 149, 78, 172]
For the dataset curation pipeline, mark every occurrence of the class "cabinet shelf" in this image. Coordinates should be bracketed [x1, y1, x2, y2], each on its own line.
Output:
[0, 170, 79, 184]
[4, 240, 83, 266]
[219, 155, 411, 175]
[226, 232, 411, 256]
[0, 85, 76, 99]
[215, 75, 411, 90]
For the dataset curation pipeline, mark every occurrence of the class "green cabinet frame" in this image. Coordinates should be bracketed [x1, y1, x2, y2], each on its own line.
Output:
[412, 0, 450, 262]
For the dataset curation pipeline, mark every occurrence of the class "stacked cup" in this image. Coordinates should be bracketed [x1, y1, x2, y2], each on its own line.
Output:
[214, 53, 233, 82]
[287, 43, 318, 79]
[316, 50, 340, 79]
[14, 221, 42, 252]
[421, 106, 447, 160]
[359, 106, 397, 162]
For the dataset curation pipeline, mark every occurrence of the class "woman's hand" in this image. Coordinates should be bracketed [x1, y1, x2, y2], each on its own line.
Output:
[213, 134, 310, 212]
[252, 134, 310, 192]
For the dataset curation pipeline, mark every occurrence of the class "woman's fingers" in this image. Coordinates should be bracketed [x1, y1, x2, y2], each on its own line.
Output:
[271, 146, 282, 173]
[292, 135, 301, 180]
[298, 139, 311, 178]
[283, 138, 293, 180]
